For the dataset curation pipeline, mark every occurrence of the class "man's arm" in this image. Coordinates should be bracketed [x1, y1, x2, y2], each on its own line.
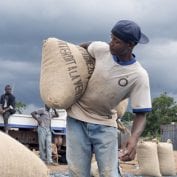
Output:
[120, 112, 146, 161]
[11, 95, 16, 109]
[1, 95, 16, 113]
[131, 112, 146, 140]
[7, 95, 16, 113]
[31, 111, 42, 125]
[51, 109, 59, 118]
[0, 95, 3, 105]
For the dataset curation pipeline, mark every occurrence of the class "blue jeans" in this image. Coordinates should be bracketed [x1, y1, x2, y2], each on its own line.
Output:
[66, 116, 121, 177]
[37, 126, 53, 163]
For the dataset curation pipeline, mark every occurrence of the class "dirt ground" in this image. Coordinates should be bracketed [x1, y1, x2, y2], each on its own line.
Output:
[48, 164, 68, 173]
[48, 151, 177, 175]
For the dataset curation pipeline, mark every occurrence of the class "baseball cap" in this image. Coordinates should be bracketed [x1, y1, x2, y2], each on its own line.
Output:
[111, 20, 149, 44]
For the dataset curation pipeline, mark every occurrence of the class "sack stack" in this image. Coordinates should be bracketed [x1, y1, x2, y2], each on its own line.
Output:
[136, 139, 176, 177]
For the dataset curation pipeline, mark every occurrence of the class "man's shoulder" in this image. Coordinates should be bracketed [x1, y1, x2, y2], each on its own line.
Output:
[90, 41, 109, 49]
[36, 108, 45, 114]
[89, 41, 109, 56]
[134, 62, 148, 75]
[132, 62, 149, 84]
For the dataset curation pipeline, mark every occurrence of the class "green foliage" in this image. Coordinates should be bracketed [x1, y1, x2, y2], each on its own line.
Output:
[143, 92, 177, 137]
[16, 101, 26, 114]
[122, 112, 133, 122]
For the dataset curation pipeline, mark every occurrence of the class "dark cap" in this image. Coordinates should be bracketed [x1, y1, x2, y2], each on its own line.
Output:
[111, 20, 149, 44]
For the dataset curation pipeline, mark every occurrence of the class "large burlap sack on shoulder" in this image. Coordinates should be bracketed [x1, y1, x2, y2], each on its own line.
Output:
[158, 140, 176, 176]
[40, 38, 95, 109]
[136, 140, 161, 177]
[0, 132, 49, 177]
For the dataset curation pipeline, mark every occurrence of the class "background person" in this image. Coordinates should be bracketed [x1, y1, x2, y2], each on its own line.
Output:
[31, 105, 58, 165]
[66, 20, 152, 177]
[0, 84, 16, 134]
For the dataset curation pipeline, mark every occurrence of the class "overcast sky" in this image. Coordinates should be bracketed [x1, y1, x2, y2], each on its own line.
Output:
[0, 0, 177, 114]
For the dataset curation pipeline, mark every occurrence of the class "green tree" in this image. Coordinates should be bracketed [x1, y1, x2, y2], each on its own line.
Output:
[16, 101, 26, 114]
[122, 112, 133, 122]
[143, 92, 177, 137]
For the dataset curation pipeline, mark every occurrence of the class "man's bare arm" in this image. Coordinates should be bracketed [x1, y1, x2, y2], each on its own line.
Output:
[31, 111, 42, 124]
[52, 109, 59, 118]
[131, 112, 146, 140]
[120, 112, 146, 161]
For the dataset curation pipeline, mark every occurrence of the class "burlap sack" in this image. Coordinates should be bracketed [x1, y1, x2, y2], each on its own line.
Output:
[91, 155, 99, 177]
[158, 140, 176, 176]
[115, 99, 128, 119]
[136, 140, 161, 177]
[91, 161, 99, 177]
[115, 99, 129, 133]
[0, 132, 49, 177]
[40, 38, 95, 109]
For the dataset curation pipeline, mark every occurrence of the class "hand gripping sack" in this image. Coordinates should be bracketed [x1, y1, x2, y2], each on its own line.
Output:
[0, 132, 49, 177]
[40, 38, 95, 109]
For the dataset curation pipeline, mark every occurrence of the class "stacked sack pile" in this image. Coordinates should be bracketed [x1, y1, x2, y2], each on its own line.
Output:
[136, 139, 176, 177]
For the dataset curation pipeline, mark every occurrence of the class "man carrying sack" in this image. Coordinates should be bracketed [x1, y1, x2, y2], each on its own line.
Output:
[66, 20, 152, 177]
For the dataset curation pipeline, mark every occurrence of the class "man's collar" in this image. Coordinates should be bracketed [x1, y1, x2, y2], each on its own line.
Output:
[112, 54, 136, 65]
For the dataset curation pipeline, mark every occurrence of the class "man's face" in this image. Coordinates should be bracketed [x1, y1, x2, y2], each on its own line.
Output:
[109, 34, 132, 58]
[5, 86, 12, 94]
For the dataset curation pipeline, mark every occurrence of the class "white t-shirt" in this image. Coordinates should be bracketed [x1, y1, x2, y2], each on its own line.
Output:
[36, 108, 54, 128]
[68, 41, 152, 127]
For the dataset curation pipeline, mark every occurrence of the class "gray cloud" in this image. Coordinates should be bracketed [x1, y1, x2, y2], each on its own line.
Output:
[0, 0, 177, 111]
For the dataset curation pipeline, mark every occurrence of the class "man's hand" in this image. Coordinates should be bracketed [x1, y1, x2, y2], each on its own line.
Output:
[119, 136, 138, 161]
[119, 112, 146, 161]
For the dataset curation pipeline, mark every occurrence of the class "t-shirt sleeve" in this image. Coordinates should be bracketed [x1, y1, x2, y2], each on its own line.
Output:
[130, 71, 152, 113]
[87, 41, 109, 58]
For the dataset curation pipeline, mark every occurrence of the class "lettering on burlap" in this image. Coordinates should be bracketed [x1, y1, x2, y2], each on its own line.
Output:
[58, 40, 84, 99]
[78, 47, 95, 77]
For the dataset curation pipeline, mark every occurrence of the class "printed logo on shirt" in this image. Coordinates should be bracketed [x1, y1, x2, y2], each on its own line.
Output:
[118, 78, 128, 87]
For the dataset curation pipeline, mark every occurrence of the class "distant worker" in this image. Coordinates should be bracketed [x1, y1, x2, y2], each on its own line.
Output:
[31, 105, 59, 165]
[0, 85, 16, 134]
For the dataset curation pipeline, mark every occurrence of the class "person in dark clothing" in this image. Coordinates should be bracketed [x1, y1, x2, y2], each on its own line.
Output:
[0, 85, 16, 134]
